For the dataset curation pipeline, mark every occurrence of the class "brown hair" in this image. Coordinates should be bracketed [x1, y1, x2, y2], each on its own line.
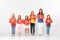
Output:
[18, 15, 21, 19]
[25, 15, 29, 20]
[30, 11, 34, 15]
[47, 14, 50, 19]
[38, 9, 44, 15]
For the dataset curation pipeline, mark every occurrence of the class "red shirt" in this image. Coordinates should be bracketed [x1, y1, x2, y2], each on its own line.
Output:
[38, 14, 44, 19]
[24, 20, 30, 26]
[9, 18, 16, 26]
[17, 19, 23, 24]
[30, 15, 36, 20]
[45, 18, 52, 24]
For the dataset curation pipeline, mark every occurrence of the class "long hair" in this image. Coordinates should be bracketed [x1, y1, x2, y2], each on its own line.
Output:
[25, 15, 29, 20]
[30, 11, 34, 15]
[18, 15, 21, 19]
[38, 9, 44, 15]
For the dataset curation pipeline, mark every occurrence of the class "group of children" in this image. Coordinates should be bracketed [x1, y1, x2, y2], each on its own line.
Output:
[9, 8, 52, 36]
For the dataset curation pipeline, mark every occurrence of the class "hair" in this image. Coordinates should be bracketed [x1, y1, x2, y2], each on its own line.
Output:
[30, 11, 34, 15]
[25, 15, 29, 20]
[47, 14, 50, 19]
[11, 13, 15, 19]
[38, 8, 44, 15]
[18, 15, 21, 19]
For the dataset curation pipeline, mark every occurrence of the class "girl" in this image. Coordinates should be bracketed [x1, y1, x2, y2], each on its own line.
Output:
[17, 15, 23, 36]
[9, 13, 16, 36]
[45, 14, 52, 35]
[24, 15, 30, 35]
[30, 11, 36, 35]
[37, 9, 44, 36]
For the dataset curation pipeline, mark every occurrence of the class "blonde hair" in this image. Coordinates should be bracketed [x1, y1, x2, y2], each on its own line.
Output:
[11, 13, 15, 19]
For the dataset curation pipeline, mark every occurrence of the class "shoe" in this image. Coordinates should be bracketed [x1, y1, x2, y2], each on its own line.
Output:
[12, 34, 15, 37]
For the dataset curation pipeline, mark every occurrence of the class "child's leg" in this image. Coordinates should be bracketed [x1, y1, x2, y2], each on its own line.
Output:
[30, 23, 33, 34]
[25, 28, 26, 34]
[37, 22, 39, 34]
[47, 26, 50, 35]
[48, 27, 50, 34]
[28, 28, 29, 34]
[27, 28, 29, 34]
[18, 24, 22, 36]
[32, 24, 35, 35]
[18, 32, 21, 36]
[40, 23, 43, 35]
[11, 26, 15, 36]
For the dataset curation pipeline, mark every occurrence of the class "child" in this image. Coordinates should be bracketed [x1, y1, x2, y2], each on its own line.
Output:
[9, 13, 16, 36]
[45, 14, 52, 35]
[37, 9, 44, 36]
[17, 15, 23, 36]
[30, 11, 36, 35]
[24, 15, 30, 35]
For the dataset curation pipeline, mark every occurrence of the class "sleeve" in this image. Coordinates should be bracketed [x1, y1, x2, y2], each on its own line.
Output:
[45, 19, 47, 23]
[15, 19, 16, 23]
[42, 14, 44, 19]
[22, 20, 25, 24]
[29, 20, 30, 23]
[17, 20, 18, 23]
[34, 15, 36, 20]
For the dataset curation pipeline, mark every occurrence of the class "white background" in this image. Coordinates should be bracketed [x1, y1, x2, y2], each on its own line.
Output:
[0, 0, 60, 40]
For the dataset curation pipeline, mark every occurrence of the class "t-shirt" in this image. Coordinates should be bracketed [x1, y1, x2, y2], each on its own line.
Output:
[17, 19, 23, 24]
[45, 18, 52, 25]
[37, 14, 44, 23]
[30, 15, 36, 23]
[24, 20, 30, 26]
[9, 18, 16, 26]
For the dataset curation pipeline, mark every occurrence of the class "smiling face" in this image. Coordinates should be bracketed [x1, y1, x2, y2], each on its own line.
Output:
[47, 15, 50, 19]
[31, 11, 34, 15]
[25, 16, 28, 20]
[39, 9, 42, 13]
[18, 15, 21, 19]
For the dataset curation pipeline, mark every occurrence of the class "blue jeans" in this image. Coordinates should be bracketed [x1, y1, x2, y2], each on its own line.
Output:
[30, 23, 35, 35]
[11, 26, 16, 34]
[46, 26, 51, 34]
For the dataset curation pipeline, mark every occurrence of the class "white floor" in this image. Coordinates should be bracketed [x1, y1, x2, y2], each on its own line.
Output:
[0, 34, 60, 40]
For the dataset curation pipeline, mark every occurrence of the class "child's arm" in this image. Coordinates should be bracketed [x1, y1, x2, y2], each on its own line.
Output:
[22, 20, 25, 24]
[15, 19, 16, 23]
[40, 14, 44, 19]
[34, 15, 36, 20]
[45, 19, 47, 23]
[16, 20, 18, 24]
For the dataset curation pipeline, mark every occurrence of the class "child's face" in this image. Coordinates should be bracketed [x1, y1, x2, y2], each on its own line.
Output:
[25, 16, 28, 20]
[39, 10, 42, 13]
[31, 11, 34, 15]
[11, 14, 15, 18]
[18, 15, 21, 19]
[47, 16, 50, 18]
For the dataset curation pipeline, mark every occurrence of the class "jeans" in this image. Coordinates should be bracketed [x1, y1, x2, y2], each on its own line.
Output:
[37, 22, 43, 35]
[30, 23, 35, 34]
[46, 26, 51, 34]
[11, 26, 16, 34]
